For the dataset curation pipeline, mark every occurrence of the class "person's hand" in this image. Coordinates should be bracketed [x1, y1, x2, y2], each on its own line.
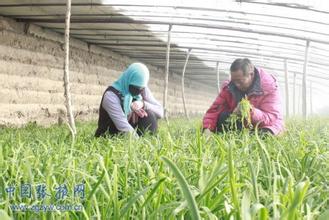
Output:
[203, 128, 212, 137]
[233, 103, 241, 115]
[131, 101, 147, 118]
[233, 102, 253, 116]
[131, 101, 144, 112]
[135, 108, 148, 118]
[203, 128, 213, 142]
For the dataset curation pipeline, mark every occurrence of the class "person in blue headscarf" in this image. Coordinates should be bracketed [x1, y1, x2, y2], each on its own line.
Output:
[95, 63, 164, 137]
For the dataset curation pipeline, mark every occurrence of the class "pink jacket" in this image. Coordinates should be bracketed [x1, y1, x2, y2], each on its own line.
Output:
[203, 67, 284, 135]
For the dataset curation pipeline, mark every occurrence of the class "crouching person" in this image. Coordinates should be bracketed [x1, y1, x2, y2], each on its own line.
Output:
[95, 63, 164, 138]
[203, 58, 284, 135]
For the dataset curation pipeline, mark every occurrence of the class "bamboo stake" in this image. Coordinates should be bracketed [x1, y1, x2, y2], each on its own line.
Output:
[181, 49, 191, 119]
[284, 59, 289, 117]
[293, 72, 296, 115]
[298, 85, 301, 115]
[216, 61, 220, 93]
[163, 24, 172, 121]
[63, 0, 76, 136]
[302, 40, 310, 118]
[310, 81, 313, 115]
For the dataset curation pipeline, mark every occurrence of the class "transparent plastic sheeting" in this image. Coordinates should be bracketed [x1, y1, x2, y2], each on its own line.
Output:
[0, 0, 328, 112]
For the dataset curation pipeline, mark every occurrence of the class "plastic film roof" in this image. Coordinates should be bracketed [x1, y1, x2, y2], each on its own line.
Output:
[0, 0, 328, 99]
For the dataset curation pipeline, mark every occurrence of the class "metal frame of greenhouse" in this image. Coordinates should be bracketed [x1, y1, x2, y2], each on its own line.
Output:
[1, 0, 329, 124]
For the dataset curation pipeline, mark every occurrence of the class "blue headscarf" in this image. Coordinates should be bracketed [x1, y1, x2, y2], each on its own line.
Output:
[112, 63, 150, 116]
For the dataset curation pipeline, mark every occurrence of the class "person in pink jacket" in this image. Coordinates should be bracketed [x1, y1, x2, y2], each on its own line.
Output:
[203, 58, 284, 135]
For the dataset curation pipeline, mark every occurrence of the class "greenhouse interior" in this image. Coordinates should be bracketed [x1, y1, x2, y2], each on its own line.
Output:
[0, 0, 329, 219]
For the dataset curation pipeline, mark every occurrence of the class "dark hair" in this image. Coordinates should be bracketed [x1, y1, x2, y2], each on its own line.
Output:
[230, 58, 254, 76]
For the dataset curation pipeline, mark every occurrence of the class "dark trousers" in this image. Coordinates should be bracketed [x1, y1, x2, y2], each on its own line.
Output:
[216, 112, 273, 135]
[95, 110, 158, 138]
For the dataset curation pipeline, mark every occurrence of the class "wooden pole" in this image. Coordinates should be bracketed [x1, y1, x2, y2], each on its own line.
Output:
[298, 85, 301, 115]
[284, 59, 289, 117]
[310, 81, 313, 115]
[181, 49, 191, 119]
[163, 24, 172, 121]
[63, 0, 76, 136]
[302, 40, 310, 118]
[216, 61, 220, 93]
[293, 72, 296, 115]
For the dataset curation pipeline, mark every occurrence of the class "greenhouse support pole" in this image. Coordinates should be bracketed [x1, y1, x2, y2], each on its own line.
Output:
[216, 61, 220, 93]
[310, 81, 313, 115]
[284, 59, 289, 117]
[181, 49, 191, 119]
[297, 85, 301, 115]
[163, 24, 172, 121]
[63, 0, 76, 136]
[302, 40, 310, 118]
[293, 72, 296, 115]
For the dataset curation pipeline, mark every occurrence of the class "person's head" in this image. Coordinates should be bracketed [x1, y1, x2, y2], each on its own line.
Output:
[126, 63, 149, 95]
[112, 63, 150, 116]
[129, 84, 144, 96]
[230, 58, 255, 92]
[114, 63, 149, 96]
